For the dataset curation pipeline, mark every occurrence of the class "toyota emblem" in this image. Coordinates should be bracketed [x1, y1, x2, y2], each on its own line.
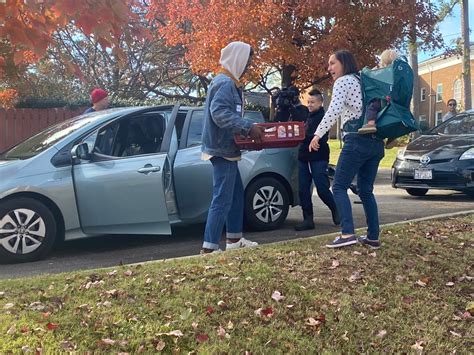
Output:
[420, 155, 431, 165]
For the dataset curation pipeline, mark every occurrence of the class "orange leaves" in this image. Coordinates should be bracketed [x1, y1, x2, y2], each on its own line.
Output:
[0, 0, 143, 72]
[0, 89, 19, 109]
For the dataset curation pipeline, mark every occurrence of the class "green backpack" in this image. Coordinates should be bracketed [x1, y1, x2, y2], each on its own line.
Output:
[343, 57, 419, 139]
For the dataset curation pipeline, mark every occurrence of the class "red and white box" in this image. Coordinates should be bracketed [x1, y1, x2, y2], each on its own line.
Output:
[234, 121, 305, 150]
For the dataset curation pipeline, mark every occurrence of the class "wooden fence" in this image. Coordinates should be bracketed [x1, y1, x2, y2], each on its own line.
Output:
[0, 107, 86, 152]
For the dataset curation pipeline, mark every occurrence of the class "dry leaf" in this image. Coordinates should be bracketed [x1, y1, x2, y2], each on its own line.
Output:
[271, 291, 285, 302]
[376, 330, 387, 338]
[227, 321, 234, 330]
[348, 272, 362, 283]
[217, 326, 227, 339]
[329, 260, 340, 269]
[6, 325, 15, 335]
[192, 322, 199, 330]
[445, 282, 455, 287]
[411, 340, 424, 351]
[46, 322, 59, 330]
[196, 333, 209, 343]
[101, 338, 116, 345]
[415, 280, 427, 287]
[450, 330, 462, 337]
[156, 340, 166, 351]
[3, 303, 14, 309]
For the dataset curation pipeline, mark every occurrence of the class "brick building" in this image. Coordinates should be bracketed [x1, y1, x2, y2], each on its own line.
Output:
[418, 45, 474, 130]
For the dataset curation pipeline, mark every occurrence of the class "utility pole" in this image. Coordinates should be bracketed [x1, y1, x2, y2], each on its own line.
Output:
[461, 0, 471, 110]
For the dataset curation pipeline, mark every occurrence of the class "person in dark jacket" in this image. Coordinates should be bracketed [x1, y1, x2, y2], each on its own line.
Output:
[295, 89, 340, 231]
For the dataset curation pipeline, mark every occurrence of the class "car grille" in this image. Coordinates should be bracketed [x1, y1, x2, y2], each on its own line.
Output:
[396, 172, 468, 187]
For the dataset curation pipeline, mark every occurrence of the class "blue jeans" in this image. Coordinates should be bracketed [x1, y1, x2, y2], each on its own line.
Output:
[332, 134, 384, 240]
[203, 157, 244, 250]
[298, 160, 337, 216]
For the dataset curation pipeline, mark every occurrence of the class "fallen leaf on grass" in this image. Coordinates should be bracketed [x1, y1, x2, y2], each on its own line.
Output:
[206, 306, 215, 315]
[192, 322, 199, 330]
[305, 314, 325, 327]
[466, 302, 474, 313]
[450, 330, 462, 338]
[329, 260, 340, 269]
[411, 340, 424, 352]
[6, 325, 15, 335]
[217, 326, 227, 339]
[255, 307, 274, 317]
[445, 282, 455, 287]
[271, 291, 285, 302]
[217, 300, 227, 309]
[123, 270, 133, 277]
[196, 333, 209, 343]
[402, 296, 415, 304]
[46, 323, 59, 330]
[227, 321, 234, 330]
[415, 280, 427, 288]
[156, 341, 166, 351]
[3, 303, 14, 309]
[348, 272, 362, 283]
[101, 338, 116, 345]
[352, 251, 362, 256]
[376, 330, 387, 338]
[157, 330, 183, 337]
[0, 292, 5, 297]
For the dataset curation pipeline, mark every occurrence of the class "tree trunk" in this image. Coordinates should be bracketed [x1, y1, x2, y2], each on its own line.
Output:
[461, 0, 471, 110]
[281, 64, 296, 88]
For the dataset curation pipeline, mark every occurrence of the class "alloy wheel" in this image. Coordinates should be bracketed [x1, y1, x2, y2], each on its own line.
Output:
[252, 185, 284, 223]
[0, 208, 46, 255]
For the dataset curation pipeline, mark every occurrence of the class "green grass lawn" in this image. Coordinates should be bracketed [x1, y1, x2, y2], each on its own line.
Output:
[1, 215, 472, 353]
[329, 139, 400, 169]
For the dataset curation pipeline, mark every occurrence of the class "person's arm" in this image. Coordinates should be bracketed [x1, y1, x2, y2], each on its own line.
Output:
[210, 81, 252, 135]
[314, 77, 349, 138]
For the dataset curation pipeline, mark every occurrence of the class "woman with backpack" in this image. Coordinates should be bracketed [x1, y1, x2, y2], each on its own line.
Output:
[309, 49, 385, 249]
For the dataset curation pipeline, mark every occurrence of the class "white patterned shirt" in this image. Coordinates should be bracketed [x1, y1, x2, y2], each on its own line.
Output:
[315, 75, 363, 138]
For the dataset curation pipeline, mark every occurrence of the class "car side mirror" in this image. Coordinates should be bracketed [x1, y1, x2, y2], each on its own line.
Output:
[71, 143, 90, 161]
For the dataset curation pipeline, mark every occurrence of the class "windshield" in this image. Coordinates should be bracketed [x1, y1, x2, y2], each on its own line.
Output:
[1, 115, 97, 160]
[429, 114, 474, 135]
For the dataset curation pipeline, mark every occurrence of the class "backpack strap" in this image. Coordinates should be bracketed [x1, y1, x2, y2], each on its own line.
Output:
[341, 74, 365, 134]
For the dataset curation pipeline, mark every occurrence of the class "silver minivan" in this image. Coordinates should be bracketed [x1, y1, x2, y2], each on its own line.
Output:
[0, 105, 300, 263]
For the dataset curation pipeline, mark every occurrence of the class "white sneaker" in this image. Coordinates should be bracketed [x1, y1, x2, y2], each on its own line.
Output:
[226, 238, 258, 250]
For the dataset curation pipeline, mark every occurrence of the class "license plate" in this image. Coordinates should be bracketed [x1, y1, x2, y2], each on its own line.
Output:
[414, 169, 432, 180]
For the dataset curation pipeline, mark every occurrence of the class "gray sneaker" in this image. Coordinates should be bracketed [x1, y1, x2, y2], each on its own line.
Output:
[358, 236, 381, 249]
[325, 235, 358, 248]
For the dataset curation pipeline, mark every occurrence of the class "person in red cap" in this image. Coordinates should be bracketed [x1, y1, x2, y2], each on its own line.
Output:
[84, 88, 109, 113]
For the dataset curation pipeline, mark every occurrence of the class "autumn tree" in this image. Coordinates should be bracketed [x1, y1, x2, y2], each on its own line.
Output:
[150, 0, 443, 92]
[0, 0, 144, 107]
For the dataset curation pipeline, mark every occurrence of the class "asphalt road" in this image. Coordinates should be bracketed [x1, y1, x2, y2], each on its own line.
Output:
[1, 169, 473, 280]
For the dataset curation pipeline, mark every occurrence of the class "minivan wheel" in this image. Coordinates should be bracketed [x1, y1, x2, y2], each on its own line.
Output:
[244, 177, 289, 231]
[406, 188, 429, 197]
[0, 198, 57, 263]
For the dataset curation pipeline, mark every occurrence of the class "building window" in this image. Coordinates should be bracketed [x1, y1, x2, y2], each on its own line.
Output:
[453, 79, 462, 105]
[420, 88, 426, 102]
[419, 115, 426, 121]
[436, 84, 443, 102]
[435, 111, 443, 126]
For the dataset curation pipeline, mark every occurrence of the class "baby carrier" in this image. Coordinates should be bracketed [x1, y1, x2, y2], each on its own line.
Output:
[343, 57, 419, 139]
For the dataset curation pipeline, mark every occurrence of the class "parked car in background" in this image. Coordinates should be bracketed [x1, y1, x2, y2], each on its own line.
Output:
[391, 110, 474, 197]
[0, 105, 299, 263]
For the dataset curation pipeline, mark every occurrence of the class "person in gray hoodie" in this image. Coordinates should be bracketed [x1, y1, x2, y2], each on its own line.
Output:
[201, 41, 264, 254]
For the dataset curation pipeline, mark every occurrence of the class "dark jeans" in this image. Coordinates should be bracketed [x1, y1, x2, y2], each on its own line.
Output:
[203, 157, 244, 250]
[298, 159, 337, 216]
[332, 134, 384, 240]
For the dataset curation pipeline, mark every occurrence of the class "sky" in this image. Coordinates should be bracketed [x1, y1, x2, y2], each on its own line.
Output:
[418, 1, 474, 62]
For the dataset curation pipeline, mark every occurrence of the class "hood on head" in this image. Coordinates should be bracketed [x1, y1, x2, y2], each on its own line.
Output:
[219, 41, 251, 80]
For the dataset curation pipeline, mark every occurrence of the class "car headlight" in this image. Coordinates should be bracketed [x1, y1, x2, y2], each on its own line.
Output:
[396, 146, 406, 160]
[459, 147, 474, 160]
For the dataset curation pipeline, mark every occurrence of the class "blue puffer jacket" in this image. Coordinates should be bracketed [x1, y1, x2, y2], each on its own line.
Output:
[201, 74, 253, 158]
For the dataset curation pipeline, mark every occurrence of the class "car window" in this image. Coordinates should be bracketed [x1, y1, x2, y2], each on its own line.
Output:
[184, 110, 264, 148]
[244, 111, 265, 123]
[92, 112, 166, 157]
[431, 114, 474, 135]
[187, 111, 204, 148]
[1, 116, 97, 160]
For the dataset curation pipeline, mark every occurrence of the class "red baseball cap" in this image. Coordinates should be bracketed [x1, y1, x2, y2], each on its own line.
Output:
[90, 88, 108, 104]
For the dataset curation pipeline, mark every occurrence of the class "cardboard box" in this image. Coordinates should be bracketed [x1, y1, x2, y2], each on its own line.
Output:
[234, 121, 305, 150]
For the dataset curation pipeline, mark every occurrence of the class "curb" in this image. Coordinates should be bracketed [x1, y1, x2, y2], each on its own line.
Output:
[130, 209, 474, 268]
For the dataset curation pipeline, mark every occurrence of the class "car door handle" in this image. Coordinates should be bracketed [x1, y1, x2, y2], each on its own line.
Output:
[137, 165, 161, 174]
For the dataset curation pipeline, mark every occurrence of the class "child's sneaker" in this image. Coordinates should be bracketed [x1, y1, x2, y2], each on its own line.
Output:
[358, 123, 377, 134]
[200, 248, 223, 255]
[325, 235, 358, 248]
[226, 238, 258, 250]
[358, 235, 381, 249]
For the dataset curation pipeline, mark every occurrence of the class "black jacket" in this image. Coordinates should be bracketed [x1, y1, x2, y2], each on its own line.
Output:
[298, 107, 330, 162]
